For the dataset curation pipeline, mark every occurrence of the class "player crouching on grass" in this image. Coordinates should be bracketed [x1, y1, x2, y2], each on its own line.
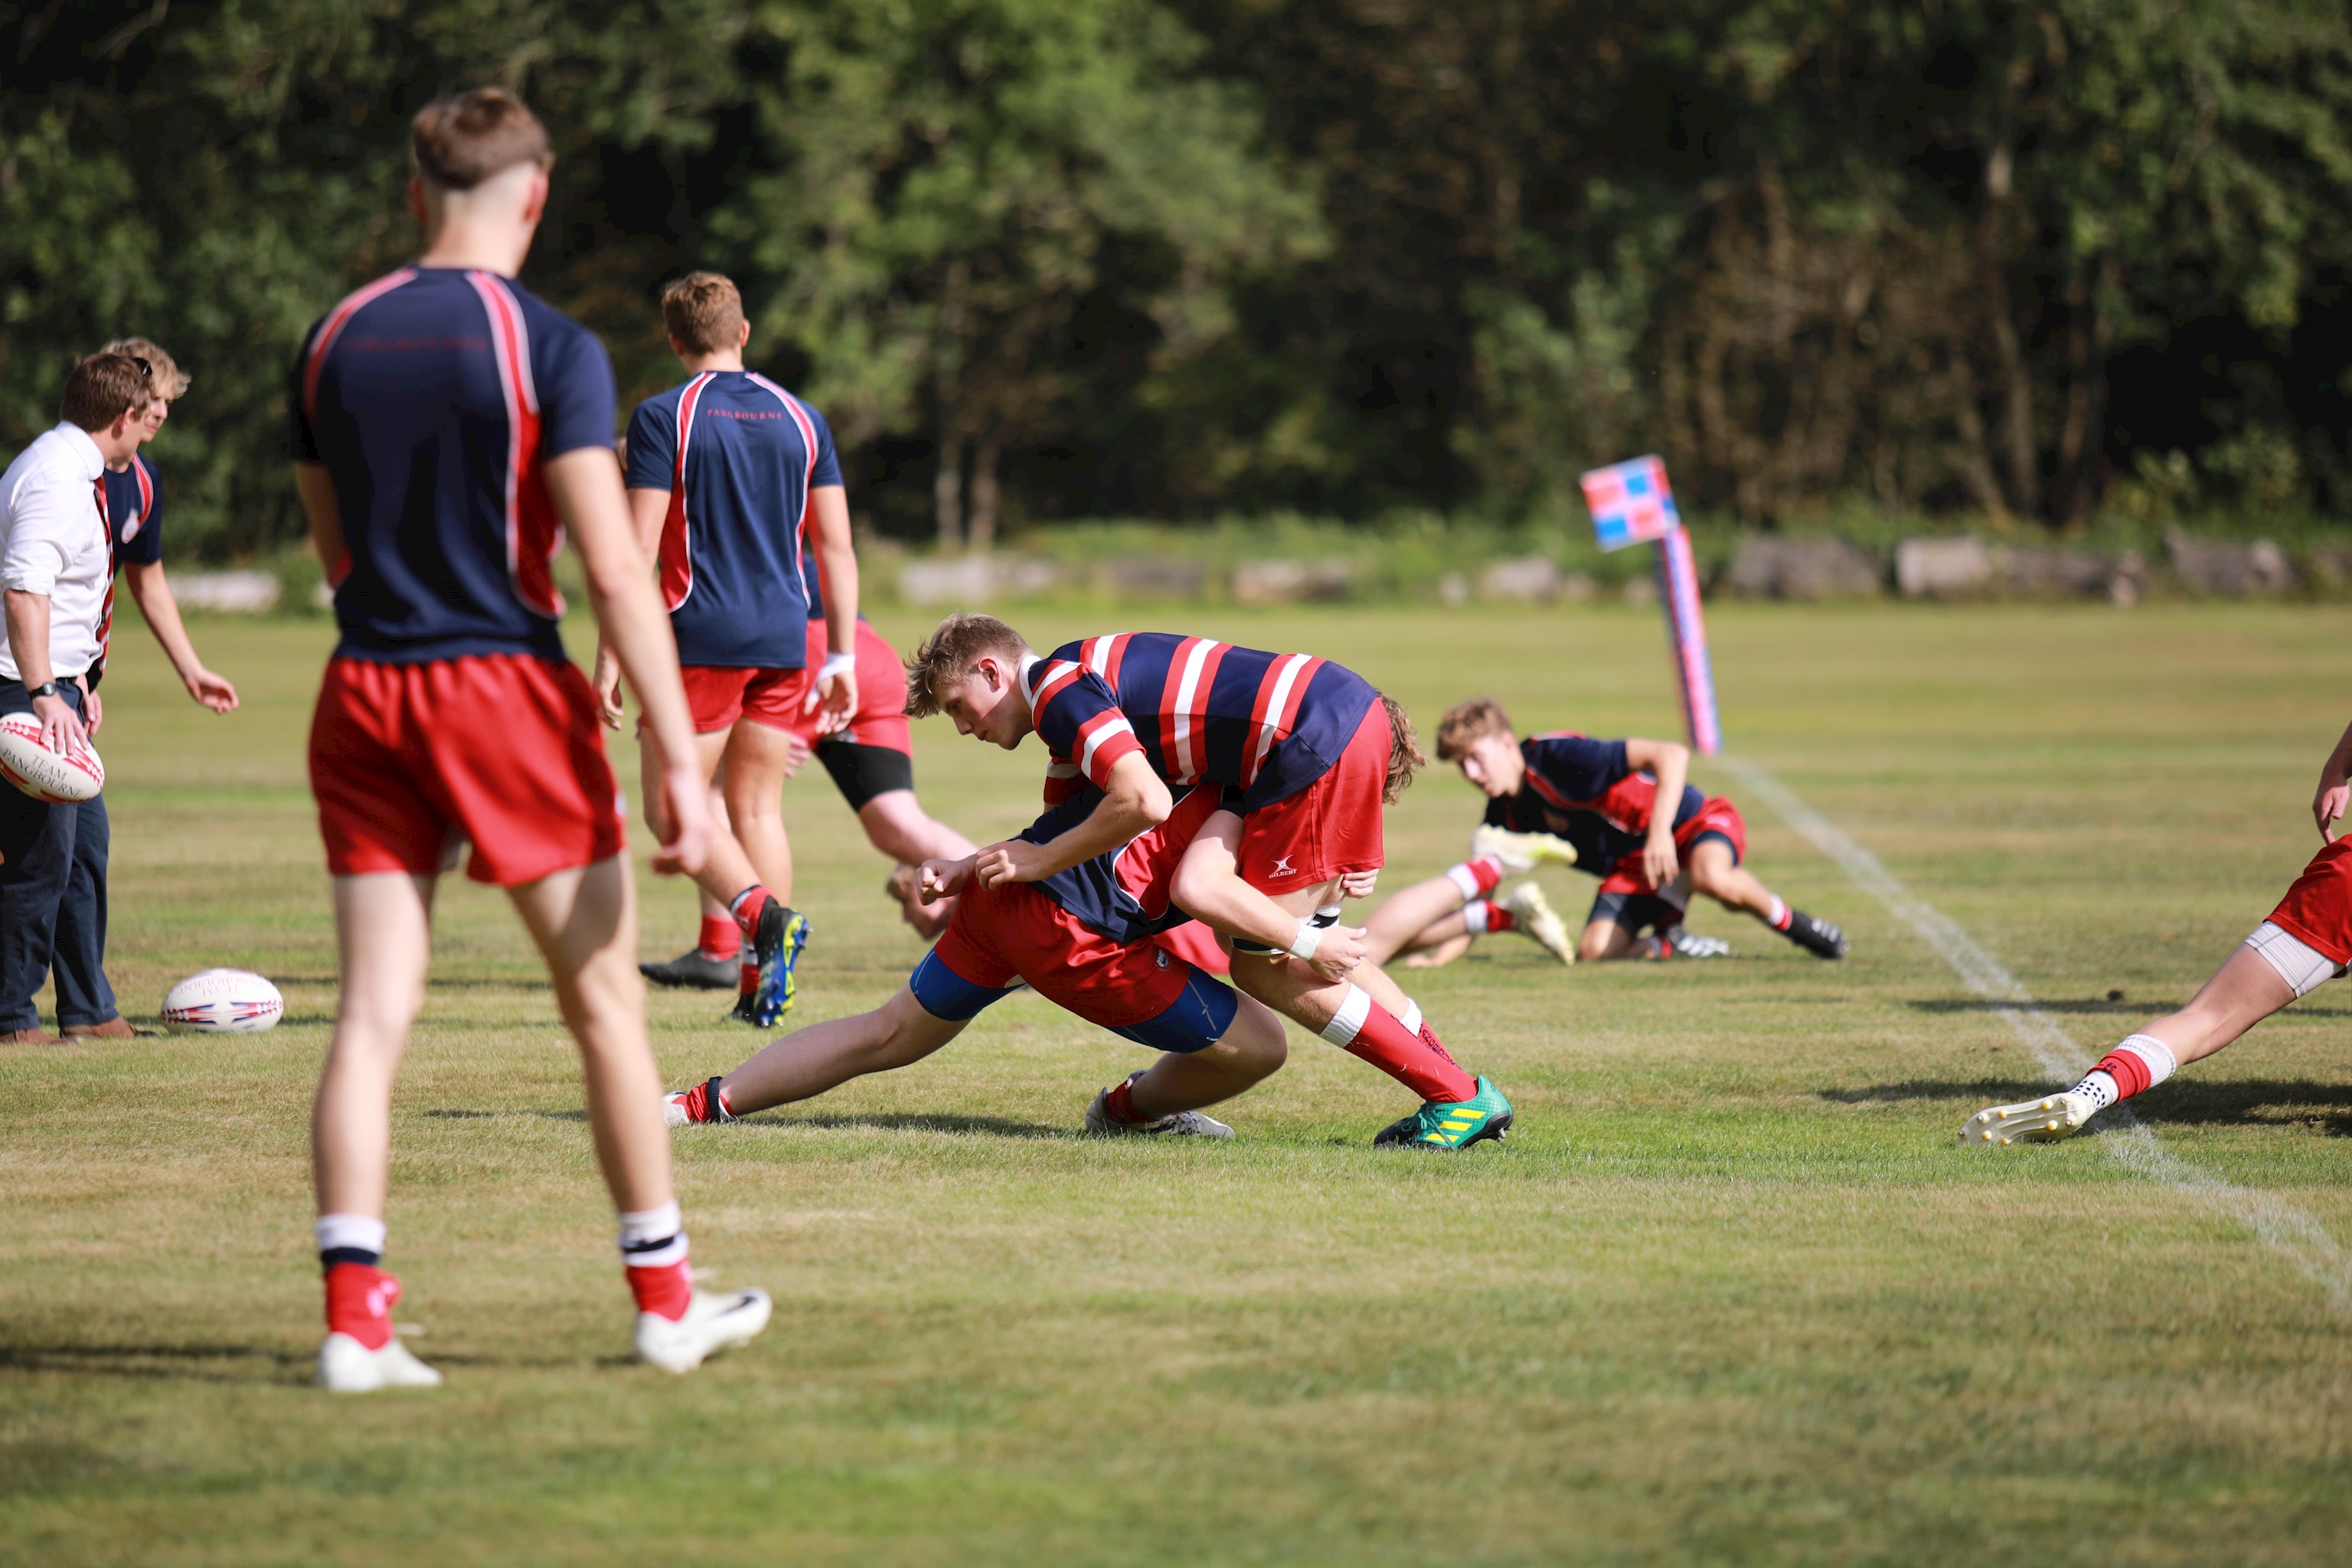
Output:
[296, 88, 769, 1390]
[667, 780, 1289, 1135]
[1965, 716, 2352, 1145]
[903, 615, 1514, 1150]
[1433, 697, 1849, 963]
[1355, 824, 1587, 970]
[596, 271, 857, 1027]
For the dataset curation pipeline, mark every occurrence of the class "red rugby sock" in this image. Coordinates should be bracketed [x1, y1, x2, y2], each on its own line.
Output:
[1446, 855, 1507, 900]
[1102, 1078, 1146, 1125]
[626, 1260, 693, 1322]
[1320, 985, 1477, 1103]
[699, 913, 740, 962]
[729, 885, 774, 938]
[1464, 900, 1515, 935]
[323, 1262, 398, 1351]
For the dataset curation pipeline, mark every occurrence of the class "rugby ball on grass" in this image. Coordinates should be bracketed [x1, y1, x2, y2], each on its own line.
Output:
[162, 969, 283, 1035]
[0, 711, 103, 803]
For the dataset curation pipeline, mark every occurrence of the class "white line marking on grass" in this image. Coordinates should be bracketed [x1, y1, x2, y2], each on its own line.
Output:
[1717, 755, 2352, 1310]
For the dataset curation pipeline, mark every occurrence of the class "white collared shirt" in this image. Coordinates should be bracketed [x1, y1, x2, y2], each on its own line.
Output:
[0, 422, 110, 681]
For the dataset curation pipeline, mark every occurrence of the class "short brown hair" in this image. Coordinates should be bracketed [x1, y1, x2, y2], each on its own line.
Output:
[1434, 697, 1514, 762]
[903, 613, 1031, 718]
[101, 337, 189, 402]
[662, 272, 746, 355]
[1379, 694, 1427, 804]
[60, 352, 150, 433]
[410, 87, 553, 191]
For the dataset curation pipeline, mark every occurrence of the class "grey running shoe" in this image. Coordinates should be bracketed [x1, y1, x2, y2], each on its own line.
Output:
[1085, 1071, 1236, 1138]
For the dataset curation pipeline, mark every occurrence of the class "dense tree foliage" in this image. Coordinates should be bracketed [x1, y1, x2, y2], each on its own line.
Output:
[6, 0, 2352, 554]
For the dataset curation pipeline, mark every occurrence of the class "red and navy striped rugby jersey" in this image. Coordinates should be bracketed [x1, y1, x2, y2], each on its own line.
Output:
[101, 455, 165, 570]
[623, 371, 840, 670]
[1014, 780, 1232, 945]
[289, 267, 615, 664]
[1482, 732, 1705, 874]
[1021, 633, 1381, 812]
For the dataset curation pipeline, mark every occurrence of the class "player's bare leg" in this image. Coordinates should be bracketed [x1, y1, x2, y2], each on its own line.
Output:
[645, 727, 808, 1025]
[508, 854, 771, 1365]
[1400, 929, 1476, 969]
[1119, 993, 1287, 1119]
[1964, 943, 2301, 1145]
[1685, 839, 1847, 958]
[684, 987, 969, 1120]
[1577, 916, 1644, 962]
[1365, 865, 1573, 969]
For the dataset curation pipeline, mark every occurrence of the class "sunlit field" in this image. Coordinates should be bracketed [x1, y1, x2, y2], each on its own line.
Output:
[5, 599, 2351, 1566]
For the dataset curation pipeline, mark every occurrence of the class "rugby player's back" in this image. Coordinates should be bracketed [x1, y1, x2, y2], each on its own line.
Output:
[292, 266, 615, 664]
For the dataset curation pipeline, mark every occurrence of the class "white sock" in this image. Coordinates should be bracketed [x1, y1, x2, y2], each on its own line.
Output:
[315, 1213, 387, 1260]
[2113, 1032, 2178, 1088]
[617, 1200, 688, 1269]
[1396, 998, 1423, 1034]
[1445, 863, 1481, 900]
[2072, 1069, 2121, 1110]
[1318, 984, 1372, 1047]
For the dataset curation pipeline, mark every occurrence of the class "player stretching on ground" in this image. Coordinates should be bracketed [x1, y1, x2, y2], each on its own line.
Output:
[906, 616, 1514, 1150]
[295, 90, 769, 1391]
[642, 558, 977, 988]
[1356, 825, 1585, 970]
[601, 272, 855, 1026]
[667, 781, 1295, 1134]
[1965, 717, 2352, 1145]
[1431, 698, 1848, 963]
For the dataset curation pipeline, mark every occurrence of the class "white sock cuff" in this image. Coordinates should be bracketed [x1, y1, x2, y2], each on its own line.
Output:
[616, 1200, 683, 1248]
[1446, 863, 1481, 900]
[1463, 900, 1492, 935]
[1318, 985, 1373, 1047]
[1397, 998, 1423, 1034]
[315, 1214, 387, 1256]
[2114, 1033, 2178, 1086]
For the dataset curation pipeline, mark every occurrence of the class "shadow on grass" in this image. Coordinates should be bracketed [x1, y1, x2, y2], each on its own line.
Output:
[1904, 996, 2352, 1019]
[1824, 1077, 2352, 1135]
[0, 1341, 308, 1383]
[776, 1111, 1070, 1140]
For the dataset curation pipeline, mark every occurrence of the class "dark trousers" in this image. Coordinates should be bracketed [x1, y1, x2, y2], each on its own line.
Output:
[0, 679, 113, 1031]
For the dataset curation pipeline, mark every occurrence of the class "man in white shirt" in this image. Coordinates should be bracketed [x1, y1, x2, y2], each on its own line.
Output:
[0, 352, 150, 1044]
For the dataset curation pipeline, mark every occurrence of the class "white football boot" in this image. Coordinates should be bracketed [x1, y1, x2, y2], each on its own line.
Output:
[635, 1287, 773, 1374]
[318, 1332, 443, 1393]
[1085, 1072, 1236, 1138]
[1501, 881, 1576, 965]
[1661, 925, 1732, 959]
[1469, 824, 1578, 874]
[1959, 1089, 2100, 1146]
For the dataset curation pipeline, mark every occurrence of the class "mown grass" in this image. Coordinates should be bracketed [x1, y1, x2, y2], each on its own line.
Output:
[5, 600, 2352, 1566]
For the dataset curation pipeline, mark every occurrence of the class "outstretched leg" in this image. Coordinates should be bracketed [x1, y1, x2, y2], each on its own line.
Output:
[1685, 838, 1846, 959]
[1963, 933, 2304, 1145]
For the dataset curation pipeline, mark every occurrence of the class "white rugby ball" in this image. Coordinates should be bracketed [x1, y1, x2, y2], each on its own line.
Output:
[162, 969, 284, 1035]
[0, 711, 103, 803]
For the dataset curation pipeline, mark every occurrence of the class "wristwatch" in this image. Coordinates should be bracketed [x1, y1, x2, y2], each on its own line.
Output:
[26, 681, 57, 701]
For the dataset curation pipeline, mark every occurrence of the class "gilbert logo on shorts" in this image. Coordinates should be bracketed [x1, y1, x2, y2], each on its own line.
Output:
[1271, 856, 1295, 877]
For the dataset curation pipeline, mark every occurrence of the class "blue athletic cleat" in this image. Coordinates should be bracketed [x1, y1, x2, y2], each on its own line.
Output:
[744, 901, 809, 1028]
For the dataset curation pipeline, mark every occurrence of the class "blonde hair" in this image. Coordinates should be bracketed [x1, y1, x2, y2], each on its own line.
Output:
[1379, 694, 1427, 804]
[903, 613, 1031, 718]
[102, 337, 188, 401]
[661, 272, 746, 356]
[1434, 697, 1514, 762]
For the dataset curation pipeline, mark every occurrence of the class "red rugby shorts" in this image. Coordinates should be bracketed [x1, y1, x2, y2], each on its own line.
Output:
[2269, 837, 2352, 966]
[795, 619, 913, 753]
[1234, 698, 1387, 895]
[310, 654, 624, 887]
[681, 663, 816, 735]
[933, 877, 1197, 1028]
[1595, 795, 1749, 897]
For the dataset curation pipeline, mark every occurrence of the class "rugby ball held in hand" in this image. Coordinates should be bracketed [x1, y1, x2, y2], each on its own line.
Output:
[163, 969, 284, 1034]
[0, 711, 103, 803]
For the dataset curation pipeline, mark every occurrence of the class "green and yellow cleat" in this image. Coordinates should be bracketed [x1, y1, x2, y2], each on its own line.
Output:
[1469, 824, 1578, 874]
[1373, 1074, 1514, 1150]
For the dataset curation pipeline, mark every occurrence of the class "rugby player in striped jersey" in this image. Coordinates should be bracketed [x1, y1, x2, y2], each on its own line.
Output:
[903, 615, 1514, 1150]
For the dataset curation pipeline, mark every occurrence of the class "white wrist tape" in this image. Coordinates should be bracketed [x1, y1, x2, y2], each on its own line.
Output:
[1287, 920, 1323, 962]
[819, 651, 857, 680]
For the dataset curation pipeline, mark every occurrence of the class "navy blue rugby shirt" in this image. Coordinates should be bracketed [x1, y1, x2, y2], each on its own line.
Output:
[624, 371, 841, 670]
[101, 455, 165, 571]
[289, 266, 616, 665]
[1482, 731, 1705, 874]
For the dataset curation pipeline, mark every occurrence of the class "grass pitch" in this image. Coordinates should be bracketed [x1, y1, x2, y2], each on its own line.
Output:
[5, 599, 2352, 1566]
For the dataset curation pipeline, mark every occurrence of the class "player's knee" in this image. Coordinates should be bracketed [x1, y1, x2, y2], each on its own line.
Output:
[1217, 1008, 1288, 1080]
[1578, 926, 1621, 962]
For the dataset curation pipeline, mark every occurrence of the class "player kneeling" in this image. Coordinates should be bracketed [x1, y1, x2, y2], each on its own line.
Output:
[667, 783, 1287, 1135]
[1435, 698, 1847, 962]
[1965, 720, 2352, 1145]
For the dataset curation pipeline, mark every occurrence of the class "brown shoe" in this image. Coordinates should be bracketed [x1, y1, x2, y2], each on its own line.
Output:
[0, 1028, 63, 1045]
[62, 1016, 152, 1040]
